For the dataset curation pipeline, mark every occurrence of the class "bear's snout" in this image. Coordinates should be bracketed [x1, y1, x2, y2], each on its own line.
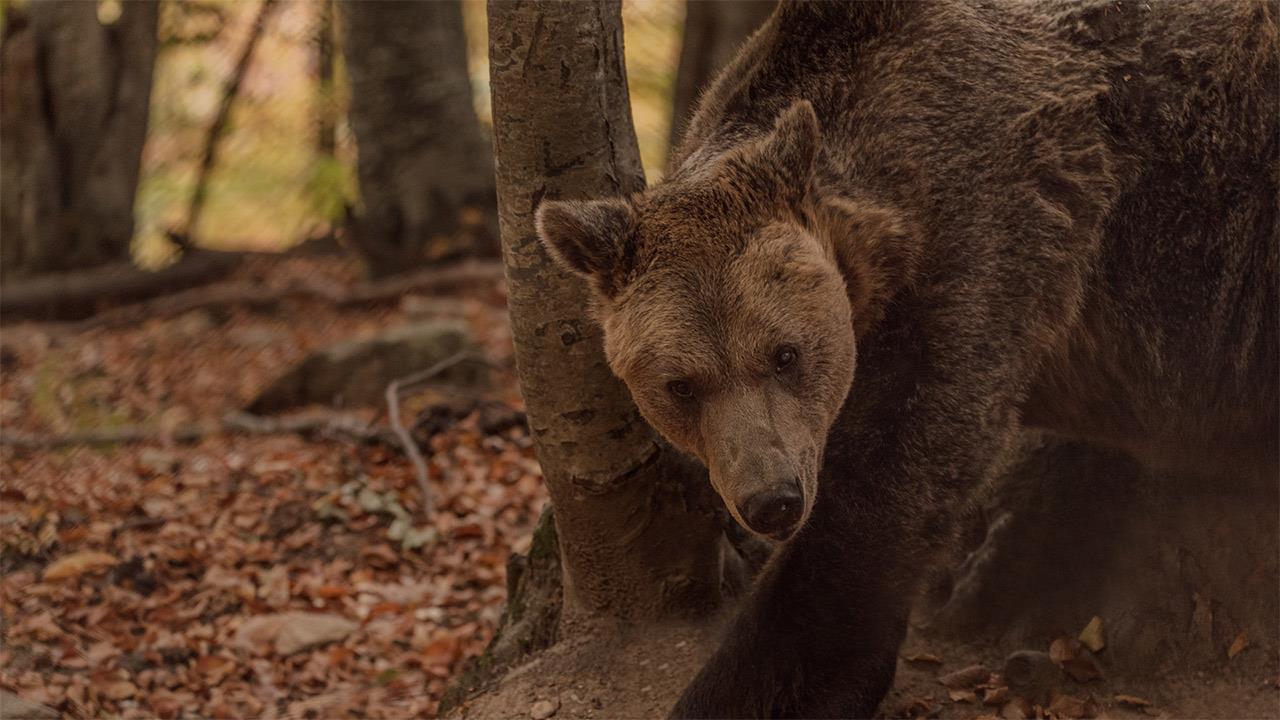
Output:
[739, 480, 804, 540]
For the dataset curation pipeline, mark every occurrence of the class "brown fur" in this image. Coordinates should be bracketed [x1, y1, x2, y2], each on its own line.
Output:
[537, 0, 1278, 716]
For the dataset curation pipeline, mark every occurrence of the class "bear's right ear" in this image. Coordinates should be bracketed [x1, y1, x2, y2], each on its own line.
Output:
[535, 197, 636, 297]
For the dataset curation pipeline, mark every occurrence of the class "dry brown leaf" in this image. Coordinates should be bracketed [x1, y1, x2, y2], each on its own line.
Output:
[895, 697, 937, 719]
[940, 664, 992, 689]
[984, 686, 1010, 706]
[904, 652, 943, 664]
[1049, 637, 1080, 665]
[949, 689, 978, 703]
[233, 612, 357, 656]
[1078, 616, 1106, 653]
[1001, 697, 1032, 720]
[99, 680, 138, 700]
[1113, 694, 1152, 708]
[1046, 692, 1088, 719]
[43, 551, 117, 581]
[1227, 631, 1249, 659]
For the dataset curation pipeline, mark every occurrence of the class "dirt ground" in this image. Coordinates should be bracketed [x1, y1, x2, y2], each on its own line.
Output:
[453, 618, 1280, 720]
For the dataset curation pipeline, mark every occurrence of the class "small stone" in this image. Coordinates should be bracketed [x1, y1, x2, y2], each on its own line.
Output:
[1003, 651, 1061, 705]
[530, 698, 559, 719]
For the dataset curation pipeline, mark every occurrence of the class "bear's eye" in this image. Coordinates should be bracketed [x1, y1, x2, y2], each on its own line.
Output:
[667, 379, 694, 400]
[773, 345, 798, 373]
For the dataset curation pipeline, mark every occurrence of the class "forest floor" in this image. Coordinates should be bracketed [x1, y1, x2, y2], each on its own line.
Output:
[1, 255, 544, 718]
[3, 255, 1276, 720]
[453, 617, 1279, 720]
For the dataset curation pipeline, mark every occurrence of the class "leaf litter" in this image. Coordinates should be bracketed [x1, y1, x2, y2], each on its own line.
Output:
[1, 255, 545, 718]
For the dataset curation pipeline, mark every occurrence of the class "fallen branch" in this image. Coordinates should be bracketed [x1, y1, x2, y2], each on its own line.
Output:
[385, 352, 479, 518]
[25, 259, 505, 334]
[0, 249, 246, 323]
[0, 410, 387, 450]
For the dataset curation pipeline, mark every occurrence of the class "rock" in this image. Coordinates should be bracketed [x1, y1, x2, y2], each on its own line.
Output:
[173, 309, 215, 338]
[530, 698, 559, 719]
[1003, 650, 1061, 705]
[0, 690, 59, 719]
[233, 612, 357, 655]
[250, 321, 482, 412]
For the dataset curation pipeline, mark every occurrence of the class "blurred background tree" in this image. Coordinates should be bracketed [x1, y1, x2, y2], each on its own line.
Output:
[339, 0, 497, 278]
[1, 1, 159, 277]
[0, 0, 770, 307]
[668, 0, 773, 162]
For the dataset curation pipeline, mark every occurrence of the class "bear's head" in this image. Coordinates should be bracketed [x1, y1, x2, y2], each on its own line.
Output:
[536, 100, 917, 541]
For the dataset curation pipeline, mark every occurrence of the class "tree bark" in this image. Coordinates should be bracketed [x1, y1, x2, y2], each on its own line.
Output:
[0, 1, 159, 277]
[667, 0, 774, 164]
[488, 0, 742, 622]
[339, 0, 497, 278]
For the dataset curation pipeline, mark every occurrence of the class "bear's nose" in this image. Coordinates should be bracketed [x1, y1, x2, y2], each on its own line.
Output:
[740, 483, 803, 539]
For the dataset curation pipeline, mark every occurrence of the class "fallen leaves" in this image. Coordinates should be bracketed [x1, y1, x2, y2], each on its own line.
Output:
[41, 551, 117, 581]
[1050, 637, 1103, 683]
[0, 256, 541, 719]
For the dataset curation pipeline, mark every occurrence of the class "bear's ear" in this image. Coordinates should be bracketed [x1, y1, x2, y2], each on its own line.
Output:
[737, 100, 821, 207]
[535, 197, 636, 297]
[762, 99, 820, 187]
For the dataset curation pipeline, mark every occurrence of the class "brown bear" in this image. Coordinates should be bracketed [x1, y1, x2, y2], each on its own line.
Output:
[536, 0, 1278, 717]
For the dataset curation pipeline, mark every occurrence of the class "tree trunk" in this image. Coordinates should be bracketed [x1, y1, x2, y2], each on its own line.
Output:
[0, 1, 159, 278]
[667, 0, 774, 164]
[314, 0, 337, 158]
[488, 0, 743, 624]
[339, 0, 497, 278]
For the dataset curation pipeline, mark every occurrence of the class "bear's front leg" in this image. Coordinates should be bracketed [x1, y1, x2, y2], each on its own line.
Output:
[668, 475, 919, 719]
[675, 507, 916, 712]
[671, 335, 1021, 718]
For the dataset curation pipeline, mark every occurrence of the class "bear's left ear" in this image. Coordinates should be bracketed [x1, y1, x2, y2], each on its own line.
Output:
[738, 99, 821, 208]
[535, 197, 636, 298]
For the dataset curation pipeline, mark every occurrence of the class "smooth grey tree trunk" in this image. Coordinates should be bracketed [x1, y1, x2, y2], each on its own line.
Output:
[339, 0, 497, 278]
[488, 0, 743, 623]
[667, 0, 774, 165]
[0, 1, 159, 277]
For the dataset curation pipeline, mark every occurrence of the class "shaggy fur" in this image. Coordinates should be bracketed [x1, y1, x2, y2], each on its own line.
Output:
[537, 0, 1278, 716]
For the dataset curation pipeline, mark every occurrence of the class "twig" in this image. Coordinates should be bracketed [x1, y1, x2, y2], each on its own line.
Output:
[175, 0, 279, 242]
[385, 352, 478, 518]
[0, 410, 385, 450]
